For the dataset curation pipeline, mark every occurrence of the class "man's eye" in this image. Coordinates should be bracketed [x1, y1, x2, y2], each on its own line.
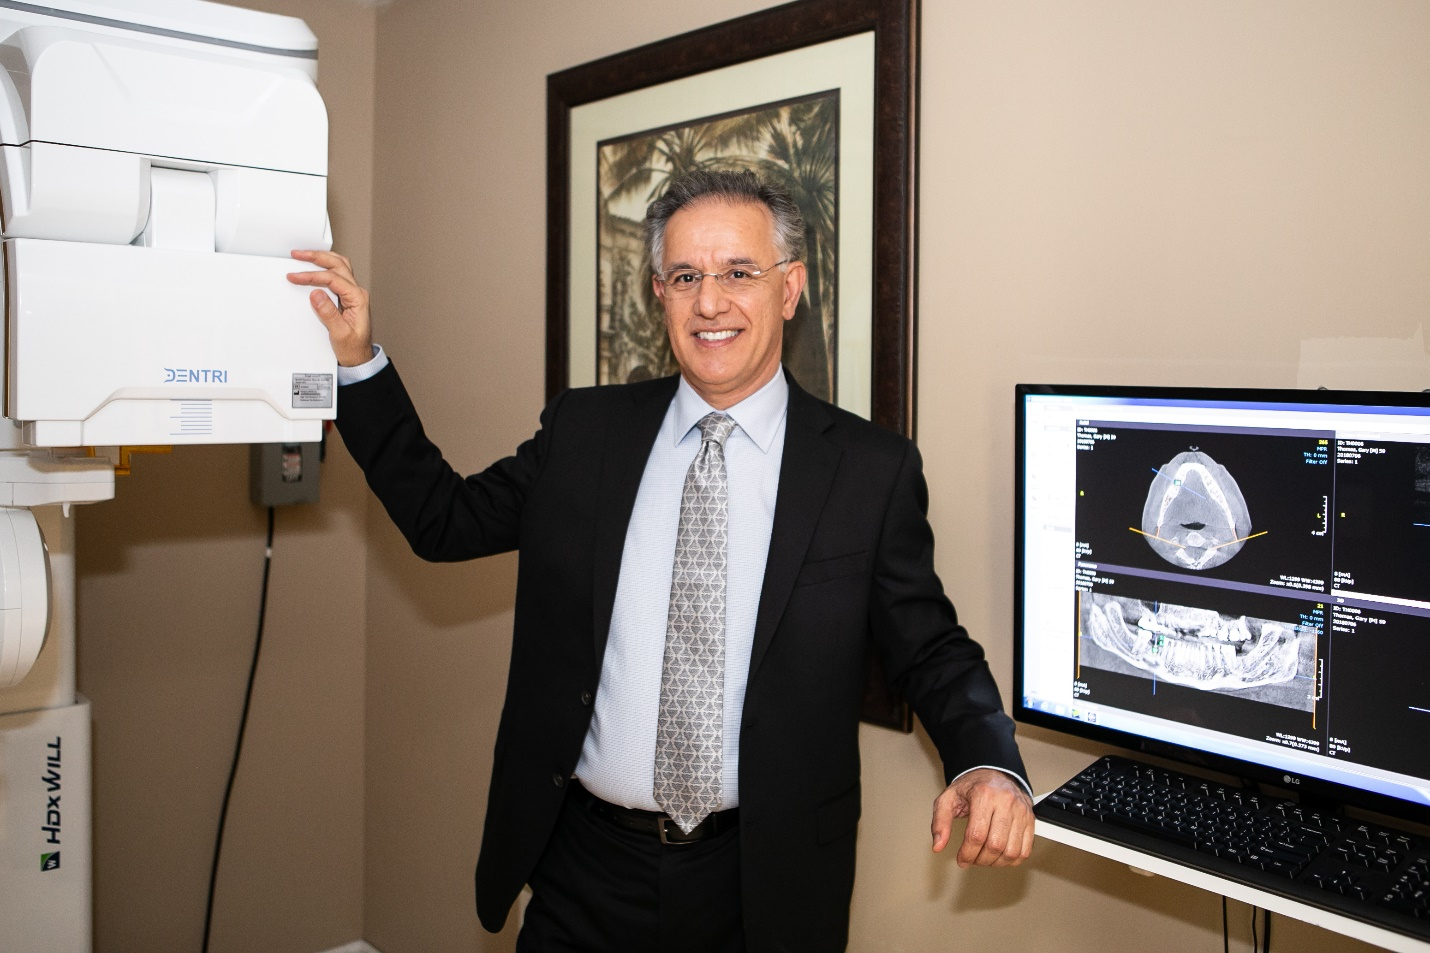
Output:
[671, 272, 698, 284]
[726, 269, 752, 280]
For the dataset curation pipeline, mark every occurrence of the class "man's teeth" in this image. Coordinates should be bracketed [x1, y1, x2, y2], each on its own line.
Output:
[697, 330, 739, 341]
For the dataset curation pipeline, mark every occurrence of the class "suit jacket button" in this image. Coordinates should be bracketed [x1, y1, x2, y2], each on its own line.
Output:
[552, 773, 565, 788]
[580, 690, 594, 706]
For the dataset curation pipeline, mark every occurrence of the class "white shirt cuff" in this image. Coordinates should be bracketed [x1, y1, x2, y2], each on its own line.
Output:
[336, 344, 388, 385]
[950, 765, 1033, 799]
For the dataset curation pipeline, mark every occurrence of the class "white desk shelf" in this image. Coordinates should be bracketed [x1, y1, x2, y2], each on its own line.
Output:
[1036, 813, 1430, 953]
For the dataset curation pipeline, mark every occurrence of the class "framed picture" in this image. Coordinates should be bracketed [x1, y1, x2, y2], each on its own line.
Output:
[547, 0, 918, 732]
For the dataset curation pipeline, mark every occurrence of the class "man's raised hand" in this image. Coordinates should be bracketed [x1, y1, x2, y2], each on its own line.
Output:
[288, 249, 373, 367]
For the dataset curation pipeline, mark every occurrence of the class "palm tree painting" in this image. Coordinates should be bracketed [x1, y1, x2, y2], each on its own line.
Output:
[596, 90, 839, 401]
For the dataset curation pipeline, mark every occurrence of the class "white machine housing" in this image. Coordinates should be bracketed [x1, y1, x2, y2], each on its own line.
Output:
[0, 0, 336, 447]
[0, 695, 92, 953]
[0, 4, 336, 951]
[0, 505, 47, 688]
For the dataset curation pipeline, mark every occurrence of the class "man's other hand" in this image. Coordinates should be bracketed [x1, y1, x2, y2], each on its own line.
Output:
[288, 249, 373, 367]
[931, 767, 1035, 868]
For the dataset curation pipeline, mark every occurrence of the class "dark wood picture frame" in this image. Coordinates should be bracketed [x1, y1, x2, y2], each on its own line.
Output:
[546, 0, 919, 732]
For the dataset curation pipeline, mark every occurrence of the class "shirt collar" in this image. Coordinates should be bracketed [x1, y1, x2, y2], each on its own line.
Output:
[672, 368, 789, 454]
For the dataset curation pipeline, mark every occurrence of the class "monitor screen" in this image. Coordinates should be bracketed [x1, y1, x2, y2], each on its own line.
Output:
[1014, 383, 1430, 825]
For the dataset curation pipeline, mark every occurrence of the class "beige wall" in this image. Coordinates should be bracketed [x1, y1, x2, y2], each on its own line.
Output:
[75, 2, 376, 952]
[74, 0, 1430, 951]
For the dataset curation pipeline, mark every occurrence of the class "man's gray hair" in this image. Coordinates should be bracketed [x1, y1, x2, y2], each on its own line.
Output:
[643, 169, 806, 274]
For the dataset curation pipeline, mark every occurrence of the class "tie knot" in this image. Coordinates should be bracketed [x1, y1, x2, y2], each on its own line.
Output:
[697, 412, 737, 447]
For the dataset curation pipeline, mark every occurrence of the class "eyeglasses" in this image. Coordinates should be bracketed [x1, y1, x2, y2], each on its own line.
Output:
[654, 259, 790, 297]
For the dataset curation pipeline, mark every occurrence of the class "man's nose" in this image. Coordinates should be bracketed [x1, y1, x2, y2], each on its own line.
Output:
[694, 274, 730, 316]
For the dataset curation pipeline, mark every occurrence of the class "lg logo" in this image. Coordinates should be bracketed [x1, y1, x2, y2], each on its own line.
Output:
[1283, 774, 1300, 785]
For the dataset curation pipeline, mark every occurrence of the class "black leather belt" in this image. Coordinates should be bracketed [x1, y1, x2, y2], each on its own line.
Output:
[570, 779, 739, 845]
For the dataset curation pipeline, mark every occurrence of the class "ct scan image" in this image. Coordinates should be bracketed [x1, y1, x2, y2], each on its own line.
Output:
[1081, 593, 1316, 712]
[1140, 449, 1254, 571]
[1073, 426, 1334, 589]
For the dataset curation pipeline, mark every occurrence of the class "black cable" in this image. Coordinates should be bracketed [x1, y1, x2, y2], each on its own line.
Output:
[1251, 905, 1260, 953]
[1222, 897, 1229, 953]
[202, 505, 276, 953]
[1263, 907, 1272, 953]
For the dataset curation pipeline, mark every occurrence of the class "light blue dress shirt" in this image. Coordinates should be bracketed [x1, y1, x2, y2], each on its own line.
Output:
[574, 370, 787, 811]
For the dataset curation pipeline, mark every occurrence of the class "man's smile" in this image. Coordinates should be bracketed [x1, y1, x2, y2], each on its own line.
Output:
[695, 329, 742, 343]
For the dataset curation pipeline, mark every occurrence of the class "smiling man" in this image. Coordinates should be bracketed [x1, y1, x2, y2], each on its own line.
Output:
[290, 170, 1033, 953]
[650, 186, 804, 409]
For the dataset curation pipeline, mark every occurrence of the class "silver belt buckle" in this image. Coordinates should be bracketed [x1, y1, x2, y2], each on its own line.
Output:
[658, 817, 683, 845]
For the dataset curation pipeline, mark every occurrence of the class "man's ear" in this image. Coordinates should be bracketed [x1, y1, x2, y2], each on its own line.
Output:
[781, 261, 808, 320]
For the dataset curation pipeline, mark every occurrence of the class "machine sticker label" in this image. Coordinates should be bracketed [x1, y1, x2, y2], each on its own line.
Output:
[41, 851, 60, 872]
[292, 373, 334, 409]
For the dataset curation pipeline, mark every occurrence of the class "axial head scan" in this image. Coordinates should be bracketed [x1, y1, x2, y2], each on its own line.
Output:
[1142, 449, 1252, 570]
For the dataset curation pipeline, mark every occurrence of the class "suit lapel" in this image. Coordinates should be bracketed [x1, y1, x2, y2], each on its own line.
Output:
[590, 375, 678, 663]
[748, 376, 841, 680]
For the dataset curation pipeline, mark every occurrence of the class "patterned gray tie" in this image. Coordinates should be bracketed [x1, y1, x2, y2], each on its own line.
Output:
[654, 411, 738, 833]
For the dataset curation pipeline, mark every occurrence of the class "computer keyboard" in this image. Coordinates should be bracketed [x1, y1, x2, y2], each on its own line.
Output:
[1038, 755, 1430, 944]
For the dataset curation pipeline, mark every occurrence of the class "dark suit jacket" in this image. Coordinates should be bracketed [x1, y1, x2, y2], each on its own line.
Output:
[336, 362, 1027, 953]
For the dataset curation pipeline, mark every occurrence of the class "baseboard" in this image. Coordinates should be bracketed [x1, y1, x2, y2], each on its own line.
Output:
[318, 942, 382, 953]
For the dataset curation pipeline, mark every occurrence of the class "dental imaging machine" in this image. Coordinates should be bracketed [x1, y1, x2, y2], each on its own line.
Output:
[0, 2, 335, 949]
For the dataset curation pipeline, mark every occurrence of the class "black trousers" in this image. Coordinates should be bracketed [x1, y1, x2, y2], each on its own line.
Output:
[517, 785, 746, 953]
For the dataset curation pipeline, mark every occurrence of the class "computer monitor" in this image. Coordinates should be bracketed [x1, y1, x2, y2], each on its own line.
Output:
[1014, 383, 1430, 827]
